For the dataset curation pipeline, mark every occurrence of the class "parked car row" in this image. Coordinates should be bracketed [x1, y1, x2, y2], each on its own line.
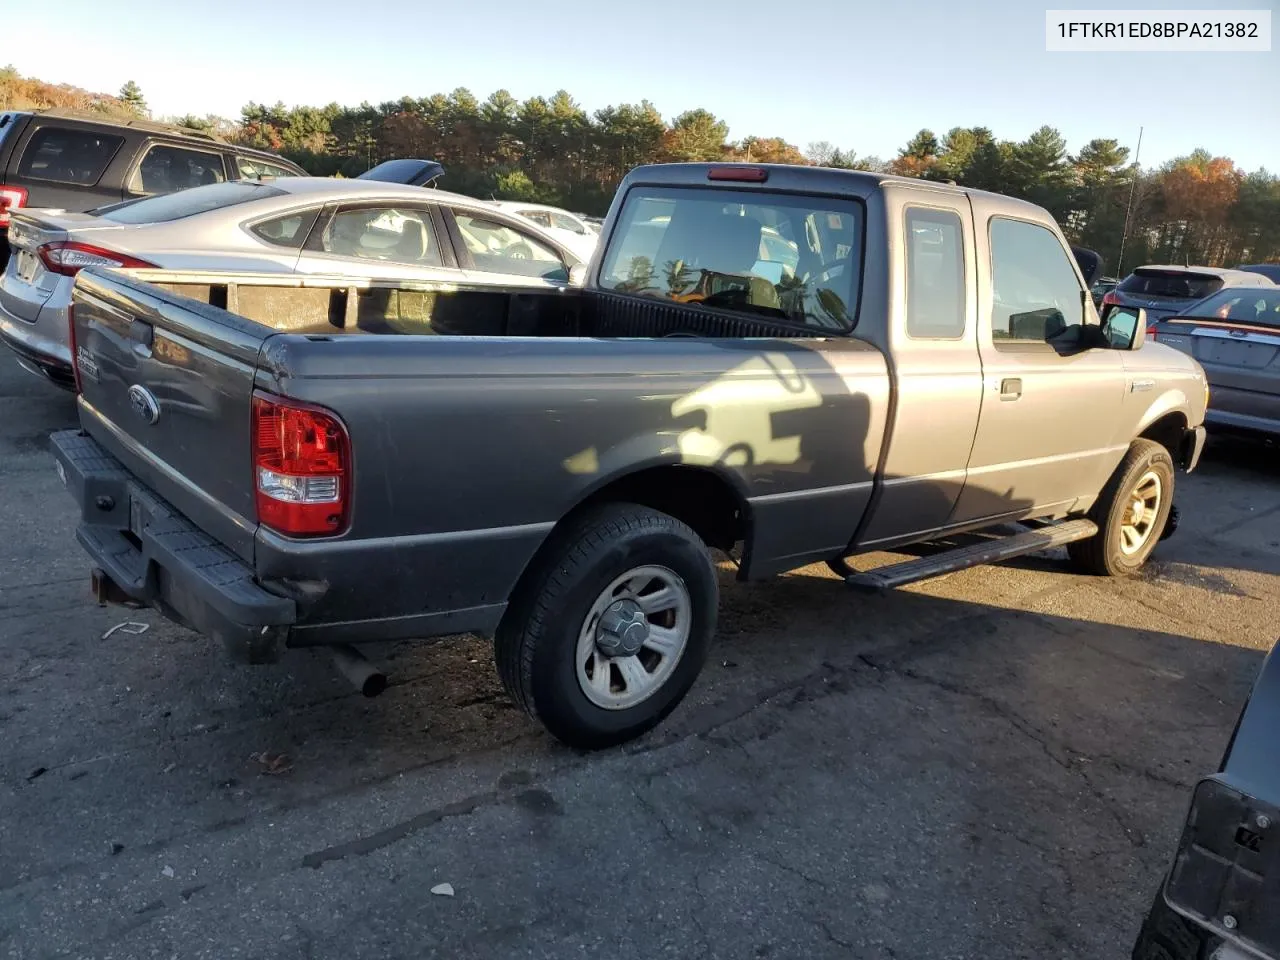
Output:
[0, 108, 308, 267]
[1095, 264, 1278, 442]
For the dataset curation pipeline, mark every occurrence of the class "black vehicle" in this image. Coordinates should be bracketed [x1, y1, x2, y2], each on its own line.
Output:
[0, 108, 306, 267]
[1238, 263, 1280, 284]
[1133, 639, 1280, 960]
[356, 158, 445, 187]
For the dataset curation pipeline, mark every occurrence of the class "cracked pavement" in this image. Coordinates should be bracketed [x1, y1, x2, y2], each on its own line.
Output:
[1, 358, 1278, 959]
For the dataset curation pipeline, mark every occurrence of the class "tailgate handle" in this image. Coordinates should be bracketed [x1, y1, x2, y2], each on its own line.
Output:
[127, 319, 154, 356]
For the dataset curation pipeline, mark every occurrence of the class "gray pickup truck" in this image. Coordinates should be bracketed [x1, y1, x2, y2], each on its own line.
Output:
[49, 162, 1209, 749]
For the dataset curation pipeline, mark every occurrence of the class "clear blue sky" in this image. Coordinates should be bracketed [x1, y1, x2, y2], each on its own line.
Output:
[8, 0, 1277, 171]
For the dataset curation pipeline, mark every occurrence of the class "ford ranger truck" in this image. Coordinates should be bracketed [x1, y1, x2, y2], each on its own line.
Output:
[49, 162, 1209, 749]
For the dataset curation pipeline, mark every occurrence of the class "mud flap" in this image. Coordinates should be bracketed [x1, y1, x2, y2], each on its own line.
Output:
[1164, 775, 1280, 959]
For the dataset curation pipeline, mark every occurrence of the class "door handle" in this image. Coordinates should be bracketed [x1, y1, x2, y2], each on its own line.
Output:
[1000, 377, 1022, 400]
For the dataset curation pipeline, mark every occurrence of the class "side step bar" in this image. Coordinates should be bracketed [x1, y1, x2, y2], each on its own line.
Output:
[845, 519, 1099, 591]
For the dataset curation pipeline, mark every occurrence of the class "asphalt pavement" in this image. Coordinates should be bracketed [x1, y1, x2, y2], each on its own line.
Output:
[1, 355, 1277, 960]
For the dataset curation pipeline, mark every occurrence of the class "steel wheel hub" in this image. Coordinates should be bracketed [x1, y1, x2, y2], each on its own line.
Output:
[575, 565, 692, 711]
[596, 599, 649, 658]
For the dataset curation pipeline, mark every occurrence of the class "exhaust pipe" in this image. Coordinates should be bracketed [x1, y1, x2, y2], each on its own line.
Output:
[329, 644, 388, 698]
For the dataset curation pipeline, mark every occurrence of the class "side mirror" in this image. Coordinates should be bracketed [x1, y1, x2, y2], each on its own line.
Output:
[1100, 304, 1147, 351]
[567, 263, 588, 287]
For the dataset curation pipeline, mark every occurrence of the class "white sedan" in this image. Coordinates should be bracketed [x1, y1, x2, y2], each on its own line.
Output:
[0, 178, 585, 389]
[489, 201, 601, 263]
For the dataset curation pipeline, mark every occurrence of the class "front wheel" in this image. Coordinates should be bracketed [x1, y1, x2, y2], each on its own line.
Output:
[1068, 438, 1175, 577]
[494, 503, 718, 750]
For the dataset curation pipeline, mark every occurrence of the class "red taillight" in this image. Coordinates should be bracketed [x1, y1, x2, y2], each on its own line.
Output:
[1101, 291, 1120, 306]
[36, 241, 157, 277]
[252, 392, 351, 537]
[1146, 324, 1158, 338]
[67, 303, 83, 394]
[707, 166, 768, 183]
[0, 186, 27, 228]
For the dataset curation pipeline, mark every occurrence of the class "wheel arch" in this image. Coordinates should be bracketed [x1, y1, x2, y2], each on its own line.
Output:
[497, 460, 752, 634]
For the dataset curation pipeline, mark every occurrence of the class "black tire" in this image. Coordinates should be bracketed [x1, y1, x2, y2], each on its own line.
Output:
[494, 502, 718, 750]
[1132, 881, 1213, 960]
[1068, 438, 1175, 577]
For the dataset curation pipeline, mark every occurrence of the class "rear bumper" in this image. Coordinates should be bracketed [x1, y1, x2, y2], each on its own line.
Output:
[50, 428, 296, 663]
[0, 296, 75, 389]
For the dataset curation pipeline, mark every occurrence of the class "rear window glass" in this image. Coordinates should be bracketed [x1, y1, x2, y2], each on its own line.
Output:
[128, 144, 225, 194]
[236, 156, 301, 180]
[93, 181, 285, 224]
[1184, 288, 1280, 327]
[16, 126, 124, 186]
[598, 185, 862, 332]
[1118, 270, 1224, 300]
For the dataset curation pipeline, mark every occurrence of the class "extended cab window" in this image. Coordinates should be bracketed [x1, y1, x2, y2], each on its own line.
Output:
[16, 127, 124, 186]
[599, 186, 862, 332]
[905, 207, 965, 339]
[989, 217, 1085, 345]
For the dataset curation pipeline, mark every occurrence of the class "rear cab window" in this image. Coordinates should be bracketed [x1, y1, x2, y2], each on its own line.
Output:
[1118, 269, 1224, 301]
[16, 126, 124, 186]
[90, 181, 285, 224]
[599, 185, 863, 333]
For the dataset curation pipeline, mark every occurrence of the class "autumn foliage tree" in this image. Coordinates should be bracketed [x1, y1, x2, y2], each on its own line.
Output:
[1, 66, 1275, 268]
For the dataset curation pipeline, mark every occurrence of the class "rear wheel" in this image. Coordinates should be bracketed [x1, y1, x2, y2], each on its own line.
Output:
[494, 503, 717, 750]
[1068, 439, 1174, 577]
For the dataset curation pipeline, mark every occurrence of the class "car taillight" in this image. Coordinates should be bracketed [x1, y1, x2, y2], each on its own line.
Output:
[1101, 291, 1120, 306]
[36, 241, 157, 277]
[67, 303, 83, 394]
[1146, 324, 1158, 338]
[0, 186, 27, 228]
[252, 392, 351, 537]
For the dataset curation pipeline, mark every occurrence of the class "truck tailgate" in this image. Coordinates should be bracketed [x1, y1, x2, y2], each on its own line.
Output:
[70, 268, 270, 561]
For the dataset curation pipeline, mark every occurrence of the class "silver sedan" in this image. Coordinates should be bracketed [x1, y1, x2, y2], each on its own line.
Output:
[0, 177, 586, 389]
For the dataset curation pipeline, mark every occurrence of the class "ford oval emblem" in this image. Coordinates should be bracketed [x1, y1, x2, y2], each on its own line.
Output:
[127, 385, 161, 425]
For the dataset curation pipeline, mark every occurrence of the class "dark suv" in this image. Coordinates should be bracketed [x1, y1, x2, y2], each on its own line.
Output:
[0, 109, 305, 266]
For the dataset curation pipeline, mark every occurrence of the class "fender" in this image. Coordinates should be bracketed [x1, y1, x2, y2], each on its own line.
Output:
[1133, 387, 1190, 438]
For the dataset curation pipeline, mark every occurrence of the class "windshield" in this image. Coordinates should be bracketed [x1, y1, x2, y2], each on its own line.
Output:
[598, 185, 862, 332]
[1183, 288, 1280, 328]
[1118, 269, 1224, 301]
[91, 181, 286, 224]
